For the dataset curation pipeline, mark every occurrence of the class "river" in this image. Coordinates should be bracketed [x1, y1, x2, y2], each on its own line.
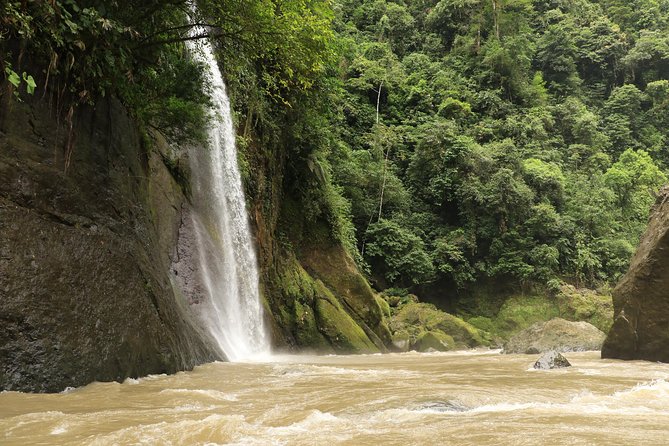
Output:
[2, 351, 669, 445]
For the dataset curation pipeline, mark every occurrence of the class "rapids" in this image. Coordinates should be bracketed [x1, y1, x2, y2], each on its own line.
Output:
[2, 351, 669, 445]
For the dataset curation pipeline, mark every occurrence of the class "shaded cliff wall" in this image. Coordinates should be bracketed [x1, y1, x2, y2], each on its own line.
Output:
[0, 97, 216, 392]
[241, 126, 392, 354]
[602, 186, 669, 362]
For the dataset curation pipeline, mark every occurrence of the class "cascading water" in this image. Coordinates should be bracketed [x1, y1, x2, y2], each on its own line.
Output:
[182, 30, 271, 361]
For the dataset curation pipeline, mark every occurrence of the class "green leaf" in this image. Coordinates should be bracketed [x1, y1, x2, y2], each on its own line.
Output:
[23, 73, 37, 95]
[5, 67, 20, 88]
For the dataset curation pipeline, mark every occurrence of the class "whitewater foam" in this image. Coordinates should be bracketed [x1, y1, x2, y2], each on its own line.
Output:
[160, 388, 239, 401]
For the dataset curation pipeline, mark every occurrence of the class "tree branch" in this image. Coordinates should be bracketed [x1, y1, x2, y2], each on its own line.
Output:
[134, 32, 215, 49]
[136, 23, 221, 45]
[133, 30, 250, 50]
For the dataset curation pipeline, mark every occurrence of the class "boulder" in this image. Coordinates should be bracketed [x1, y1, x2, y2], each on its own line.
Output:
[602, 187, 669, 362]
[411, 331, 455, 352]
[390, 302, 489, 350]
[503, 318, 606, 354]
[533, 351, 571, 369]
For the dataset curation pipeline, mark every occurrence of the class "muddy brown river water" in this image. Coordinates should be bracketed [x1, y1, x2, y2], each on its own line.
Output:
[2, 350, 669, 445]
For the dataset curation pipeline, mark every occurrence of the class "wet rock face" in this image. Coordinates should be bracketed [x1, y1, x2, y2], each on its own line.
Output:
[0, 98, 215, 392]
[602, 187, 669, 362]
[503, 318, 605, 354]
[533, 351, 571, 370]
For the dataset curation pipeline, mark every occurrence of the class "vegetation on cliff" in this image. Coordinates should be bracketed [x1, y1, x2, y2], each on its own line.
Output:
[1, 0, 334, 160]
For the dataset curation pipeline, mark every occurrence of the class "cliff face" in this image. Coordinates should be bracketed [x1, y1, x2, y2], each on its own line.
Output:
[243, 132, 392, 354]
[602, 187, 669, 362]
[0, 98, 217, 392]
[0, 91, 391, 391]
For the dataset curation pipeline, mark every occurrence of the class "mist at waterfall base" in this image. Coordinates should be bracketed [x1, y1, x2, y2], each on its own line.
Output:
[178, 34, 271, 362]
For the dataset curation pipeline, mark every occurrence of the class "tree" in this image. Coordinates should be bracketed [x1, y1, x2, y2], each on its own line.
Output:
[602, 84, 647, 156]
[407, 120, 477, 216]
[604, 149, 667, 222]
[365, 219, 435, 286]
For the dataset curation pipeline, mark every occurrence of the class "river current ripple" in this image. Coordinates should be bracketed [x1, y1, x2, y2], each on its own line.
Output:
[2, 351, 669, 445]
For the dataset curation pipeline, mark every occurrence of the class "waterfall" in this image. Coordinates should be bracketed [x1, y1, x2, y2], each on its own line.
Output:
[182, 32, 271, 361]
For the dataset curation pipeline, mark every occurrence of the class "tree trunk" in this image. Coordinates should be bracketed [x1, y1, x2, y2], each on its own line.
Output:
[378, 145, 390, 222]
[492, 0, 500, 39]
[376, 81, 383, 124]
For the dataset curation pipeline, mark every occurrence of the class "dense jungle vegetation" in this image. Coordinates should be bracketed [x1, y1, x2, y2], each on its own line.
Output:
[3, 0, 669, 304]
[331, 0, 669, 297]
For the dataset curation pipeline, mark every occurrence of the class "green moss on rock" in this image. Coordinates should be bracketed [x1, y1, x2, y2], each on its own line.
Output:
[411, 331, 455, 352]
[391, 330, 411, 352]
[493, 295, 561, 338]
[390, 302, 489, 349]
[376, 295, 391, 318]
[268, 251, 383, 353]
[503, 318, 606, 354]
[464, 286, 613, 342]
[300, 228, 391, 350]
[292, 301, 332, 350]
[314, 290, 378, 353]
[556, 285, 613, 333]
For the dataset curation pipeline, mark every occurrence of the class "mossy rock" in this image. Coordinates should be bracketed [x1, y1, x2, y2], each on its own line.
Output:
[399, 294, 420, 306]
[292, 301, 332, 351]
[392, 302, 488, 348]
[556, 285, 613, 333]
[300, 234, 391, 348]
[467, 316, 495, 334]
[432, 314, 488, 348]
[376, 295, 392, 318]
[463, 288, 613, 343]
[503, 318, 606, 354]
[314, 290, 378, 353]
[276, 261, 318, 305]
[385, 294, 402, 307]
[463, 294, 561, 342]
[411, 331, 455, 352]
[272, 256, 378, 353]
[493, 295, 561, 338]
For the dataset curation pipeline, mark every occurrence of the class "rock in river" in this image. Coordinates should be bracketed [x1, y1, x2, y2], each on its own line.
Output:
[533, 351, 571, 370]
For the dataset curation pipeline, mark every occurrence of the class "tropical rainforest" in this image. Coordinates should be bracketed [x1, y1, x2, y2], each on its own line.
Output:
[3, 0, 669, 323]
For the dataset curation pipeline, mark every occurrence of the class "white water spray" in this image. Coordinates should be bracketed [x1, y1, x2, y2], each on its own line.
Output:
[184, 30, 271, 361]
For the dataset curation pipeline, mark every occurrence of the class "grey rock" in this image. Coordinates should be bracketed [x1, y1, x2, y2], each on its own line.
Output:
[533, 350, 571, 369]
[504, 318, 606, 354]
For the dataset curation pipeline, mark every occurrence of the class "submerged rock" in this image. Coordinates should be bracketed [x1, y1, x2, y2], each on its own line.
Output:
[602, 187, 669, 363]
[533, 350, 571, 369]
[503, 318, 605, 354]
[416, 400, 468, 412]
